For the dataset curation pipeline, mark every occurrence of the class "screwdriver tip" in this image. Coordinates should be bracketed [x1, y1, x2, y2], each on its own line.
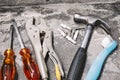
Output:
[10, 25, 14, 29]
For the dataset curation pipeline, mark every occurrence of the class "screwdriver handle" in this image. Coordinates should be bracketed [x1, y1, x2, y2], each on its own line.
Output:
[20, 48, 40, 80]
[86, 41, 117, 80]
[0, 49, 15, 80]
[67, 47, 87, 80]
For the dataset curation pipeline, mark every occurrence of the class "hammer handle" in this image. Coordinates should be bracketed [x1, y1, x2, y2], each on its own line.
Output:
[67, 47, 87, 80]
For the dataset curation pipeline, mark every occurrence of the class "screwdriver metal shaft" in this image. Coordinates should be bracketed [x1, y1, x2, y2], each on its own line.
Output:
[0, 25, 16, 80]
[11, 19, 40, 80]
[9, 25, 14, 49]
[11, 19, 25, 49]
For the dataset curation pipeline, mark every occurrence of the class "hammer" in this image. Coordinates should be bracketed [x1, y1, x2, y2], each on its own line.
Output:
[67, 14, 117, 80]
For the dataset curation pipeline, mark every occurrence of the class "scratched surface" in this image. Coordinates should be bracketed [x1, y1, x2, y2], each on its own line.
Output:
[0, 2, 120, 80]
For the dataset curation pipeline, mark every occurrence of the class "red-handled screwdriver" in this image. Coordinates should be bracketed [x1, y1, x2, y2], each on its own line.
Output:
[0, 25, 16, 80]
[11, 19, 40, 80]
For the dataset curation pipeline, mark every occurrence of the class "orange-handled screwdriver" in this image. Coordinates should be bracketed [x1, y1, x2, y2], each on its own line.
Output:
[11, 19, 40, 80]
[0, 25, 16, 80]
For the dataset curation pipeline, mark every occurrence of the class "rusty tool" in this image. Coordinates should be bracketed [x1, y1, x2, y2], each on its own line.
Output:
[67, 13, 111, 80]
[0, 25, 16, 80]
[11, 19, 40, 80]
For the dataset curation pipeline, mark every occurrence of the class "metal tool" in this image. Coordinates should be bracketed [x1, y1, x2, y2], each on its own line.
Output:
[25, 18, 64, 80]
[67, 13, 111, 80]
[60, 24, 72, 30]
[11, 19, 40, 80]
[25, 18, 48, 80]
[73, 30, 79, 41]
[44, 28, 64, 80]
[59, 24, 76, 44]
[58, 28, 77, 44]
[59, 24, 85, 44]
[0, 25, 16, 80]
[86, 34, 117, 79]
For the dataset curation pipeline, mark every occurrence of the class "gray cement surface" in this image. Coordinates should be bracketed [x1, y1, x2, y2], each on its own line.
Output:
[0, 0, 120, 5]
[0, 2, 120, 80]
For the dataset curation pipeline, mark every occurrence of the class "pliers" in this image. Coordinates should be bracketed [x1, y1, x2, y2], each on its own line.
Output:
[25, 17, 64, 80]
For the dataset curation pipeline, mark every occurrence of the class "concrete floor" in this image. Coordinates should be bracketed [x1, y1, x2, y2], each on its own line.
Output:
[0, 0, 119, 6]
[0, 2, 120, 80]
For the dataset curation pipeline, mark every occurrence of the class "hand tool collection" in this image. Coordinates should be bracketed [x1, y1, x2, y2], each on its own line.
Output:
[25, 17, 64, 80]
[66, 13, 117, 80]
[0, 13, 118, 80]
[0, 18, 64, 80]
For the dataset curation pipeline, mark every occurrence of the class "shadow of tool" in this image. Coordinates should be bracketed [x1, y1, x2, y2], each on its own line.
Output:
[14, 55, 19, 80]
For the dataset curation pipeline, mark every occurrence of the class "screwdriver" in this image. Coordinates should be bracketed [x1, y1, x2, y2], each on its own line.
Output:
[11, 19, 40, 80]
[0, 25, 16, 80]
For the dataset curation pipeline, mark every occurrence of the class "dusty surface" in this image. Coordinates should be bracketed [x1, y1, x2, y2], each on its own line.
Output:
[0, 2, 120, 80]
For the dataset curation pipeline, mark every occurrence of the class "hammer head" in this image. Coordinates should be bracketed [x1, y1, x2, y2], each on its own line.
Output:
[74, 13, 110, 34]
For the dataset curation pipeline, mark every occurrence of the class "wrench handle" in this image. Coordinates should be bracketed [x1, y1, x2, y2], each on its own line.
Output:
[67, 47, 87, 80]
[86, 41, 117, 80]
